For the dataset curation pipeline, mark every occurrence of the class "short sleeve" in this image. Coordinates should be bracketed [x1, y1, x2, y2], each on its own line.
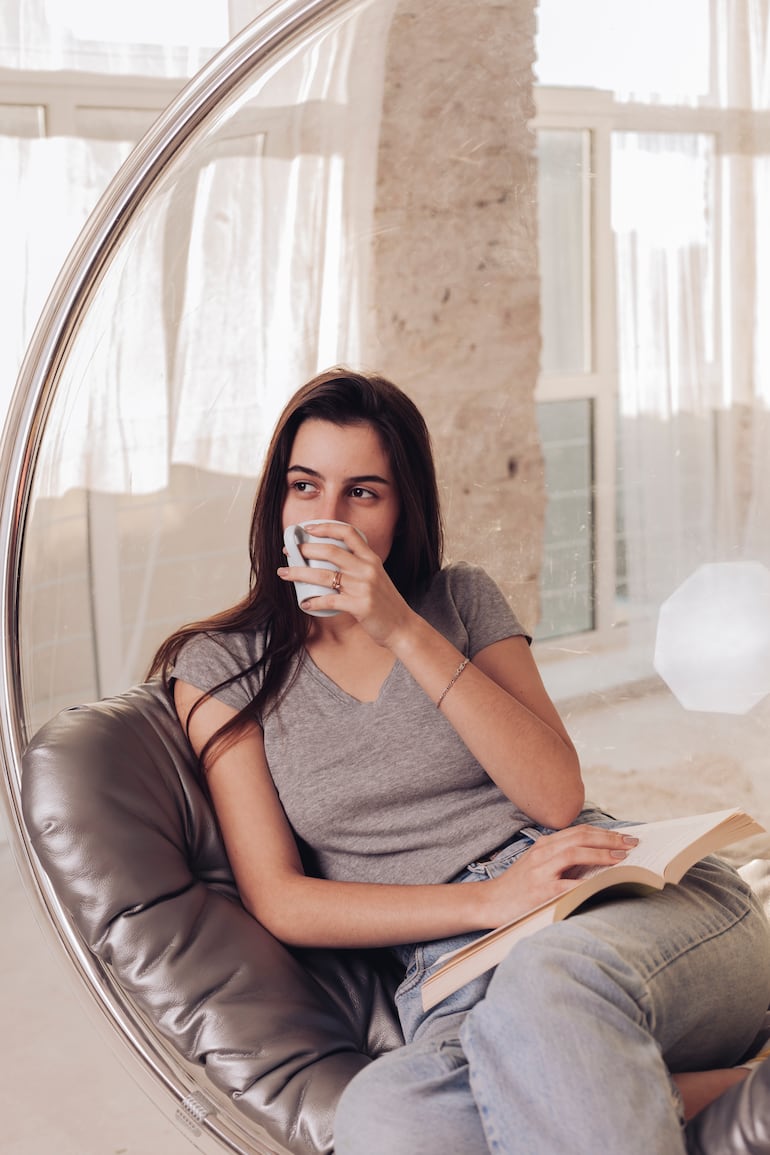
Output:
[171, 630, 264, 714]
[418, 563, 530, 658]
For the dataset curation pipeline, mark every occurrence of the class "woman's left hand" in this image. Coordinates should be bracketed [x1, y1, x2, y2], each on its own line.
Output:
[277, 521, 415, 649]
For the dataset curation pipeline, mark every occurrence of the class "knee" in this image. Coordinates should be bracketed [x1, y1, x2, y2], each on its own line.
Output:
[334, 1053, 417, 1155]
[334, 1036, 478, 1155]
[483, 924, 593, 999]
[473, 921, 643, 1022]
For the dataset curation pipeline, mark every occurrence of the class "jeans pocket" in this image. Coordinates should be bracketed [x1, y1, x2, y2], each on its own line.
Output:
[395, 944, 427, 1000]
[469, 835, 536, 880]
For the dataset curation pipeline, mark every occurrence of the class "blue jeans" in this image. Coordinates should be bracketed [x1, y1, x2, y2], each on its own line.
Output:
[334, 816, 770, 1155]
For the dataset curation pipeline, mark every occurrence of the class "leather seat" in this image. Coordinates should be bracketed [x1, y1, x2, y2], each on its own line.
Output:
[22, 678, 770, 1153]
[21, 680, 403, 1155]
[687, 1058, 770, 1154]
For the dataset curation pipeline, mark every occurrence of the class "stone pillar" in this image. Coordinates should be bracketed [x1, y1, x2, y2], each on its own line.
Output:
[369, 0, 544, 628]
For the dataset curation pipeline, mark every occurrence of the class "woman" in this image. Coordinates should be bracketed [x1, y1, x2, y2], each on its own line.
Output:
[151, 367, 770, 1154]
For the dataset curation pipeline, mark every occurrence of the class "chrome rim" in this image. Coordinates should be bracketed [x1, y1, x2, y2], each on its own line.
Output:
[0, 2, 359, 1150]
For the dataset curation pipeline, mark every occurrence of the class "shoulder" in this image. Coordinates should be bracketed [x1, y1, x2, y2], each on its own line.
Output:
[417, 563, 530, 655]
[175, 626, 265, 672]
[422, 562, 515, 614]
[171, 627, 267, 712]
[430, 561, 501, 599]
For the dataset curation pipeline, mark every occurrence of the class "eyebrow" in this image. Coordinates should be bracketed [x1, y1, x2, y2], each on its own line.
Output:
[287, 464, 391, 486]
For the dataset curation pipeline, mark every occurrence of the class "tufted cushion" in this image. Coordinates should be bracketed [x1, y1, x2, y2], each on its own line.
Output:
[21, 680, 403, 1155]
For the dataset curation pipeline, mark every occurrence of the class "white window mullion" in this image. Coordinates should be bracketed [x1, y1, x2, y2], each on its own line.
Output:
[589, 117, 620, 640]
[85, 490, 124, 697]
[533, 99, 620, 645]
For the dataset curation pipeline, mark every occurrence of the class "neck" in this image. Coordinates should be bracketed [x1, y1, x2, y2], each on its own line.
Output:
[307, 611, 361, 645]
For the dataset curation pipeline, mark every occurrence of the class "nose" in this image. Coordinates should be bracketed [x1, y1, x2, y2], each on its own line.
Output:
[316, 493, 346, 525]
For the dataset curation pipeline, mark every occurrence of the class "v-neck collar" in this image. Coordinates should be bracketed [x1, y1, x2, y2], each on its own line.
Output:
[299, 649, 401, 706]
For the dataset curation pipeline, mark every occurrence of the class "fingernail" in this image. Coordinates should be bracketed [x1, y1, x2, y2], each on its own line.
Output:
[622, 835, 639, 845]
[611, 849, 628, 859]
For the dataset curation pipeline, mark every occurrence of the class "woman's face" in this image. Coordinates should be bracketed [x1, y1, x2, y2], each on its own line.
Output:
[282, 418, 401, 563]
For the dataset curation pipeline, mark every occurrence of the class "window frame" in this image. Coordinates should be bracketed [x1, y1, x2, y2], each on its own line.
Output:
[0, 67, 181, 139]
[532, 84, 770, 677]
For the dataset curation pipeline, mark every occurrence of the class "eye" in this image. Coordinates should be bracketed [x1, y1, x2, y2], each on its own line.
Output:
[350, 485, 376, 499]
[289, 479, 317, 494]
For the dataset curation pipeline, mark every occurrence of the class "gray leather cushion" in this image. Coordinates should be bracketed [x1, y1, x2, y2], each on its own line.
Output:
[21, 680, 403, 1155]
[686, 1057, 770, 1154]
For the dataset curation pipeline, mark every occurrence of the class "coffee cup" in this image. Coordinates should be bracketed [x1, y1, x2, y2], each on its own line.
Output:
[282, 520, 366, 617]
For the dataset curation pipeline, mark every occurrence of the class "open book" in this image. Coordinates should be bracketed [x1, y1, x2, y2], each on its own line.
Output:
[422, 807, 764, 1012]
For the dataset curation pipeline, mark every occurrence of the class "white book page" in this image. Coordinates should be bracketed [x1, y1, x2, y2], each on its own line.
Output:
[570, 809, 739, 883]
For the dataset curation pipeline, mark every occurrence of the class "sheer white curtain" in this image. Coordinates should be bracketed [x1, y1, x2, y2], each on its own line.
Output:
[3, 1, 392, 495]
[168, 18, 385, 480]
[33, 8, 391, 496]
[6, 0, 395, 715]
[0, 0, 232, 436]
[0, 135, 133, 424]
[612, 1, 770, 615]
[613, 131, 722, 611]
[710, 0, 769, 576]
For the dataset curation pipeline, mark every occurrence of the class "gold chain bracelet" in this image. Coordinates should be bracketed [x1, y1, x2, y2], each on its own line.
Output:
[436, 657, 470, 709]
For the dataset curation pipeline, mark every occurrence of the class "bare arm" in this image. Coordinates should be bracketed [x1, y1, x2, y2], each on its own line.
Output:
[175, 681, 632, 950]
[279, 524, 583, 829]
[392, 623, 583, 829]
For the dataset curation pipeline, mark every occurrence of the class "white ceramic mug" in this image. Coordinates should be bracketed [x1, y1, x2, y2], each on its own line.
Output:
[282, 520, 366, 617]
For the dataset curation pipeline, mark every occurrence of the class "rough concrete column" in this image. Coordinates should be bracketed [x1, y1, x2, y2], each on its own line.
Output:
[369, 0, 544, 628]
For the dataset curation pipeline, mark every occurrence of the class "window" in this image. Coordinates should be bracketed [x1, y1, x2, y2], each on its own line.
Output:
[2, 8, 234, 717]
[535, 127, 596, 639]
[533, 0, 770, 664]
[535, 398, 595, 638]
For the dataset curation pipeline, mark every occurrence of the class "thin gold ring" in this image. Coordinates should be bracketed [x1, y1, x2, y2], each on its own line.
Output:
[331, 570, 342, 592]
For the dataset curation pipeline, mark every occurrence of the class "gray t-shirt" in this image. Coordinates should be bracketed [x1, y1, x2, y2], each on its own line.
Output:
[173, 562, 534, 885]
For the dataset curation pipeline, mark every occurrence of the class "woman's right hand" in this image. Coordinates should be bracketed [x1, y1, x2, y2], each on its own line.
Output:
[278, 519, 416, 650]
[478, 825, 639, 928]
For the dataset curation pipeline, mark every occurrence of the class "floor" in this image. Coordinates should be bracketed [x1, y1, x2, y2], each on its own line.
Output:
[567, 685, 770, 847]
[2, 840, 193, 1155]
[3, 681, 770, 1153]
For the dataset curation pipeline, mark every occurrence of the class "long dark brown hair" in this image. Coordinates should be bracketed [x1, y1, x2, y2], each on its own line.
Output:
[149, 367, 444, 764]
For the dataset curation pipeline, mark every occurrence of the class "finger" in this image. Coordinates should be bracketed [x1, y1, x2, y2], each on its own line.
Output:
[525, 832, 637, 872]
[544, 833, 637, 861]
[544, 826, 639, 850]
[294, 542, 355, 568]
[300, 596, 336, 612]
[299, 520, 345, 536]
[277, 564, 347, 589]
[561, 845, 633, 866]
[543, 847, 635, 882]
[299, 586, 349, 612]
[277, 565, 310, 582]
[302, 522, 367, 553]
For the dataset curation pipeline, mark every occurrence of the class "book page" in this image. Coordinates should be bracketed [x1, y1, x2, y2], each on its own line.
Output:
[421, 808, 761, 1013]
[435, 810, 750, 973]
[570, 809, 743, 884]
